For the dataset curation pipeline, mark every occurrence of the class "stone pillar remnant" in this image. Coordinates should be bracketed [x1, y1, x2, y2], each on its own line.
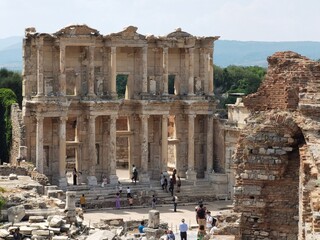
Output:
[87, 115, 97, 185]
[139, 114, 150, 182]
[59, 116, 68, 188]
[186, 114, 197, 180]
[161, 115, 168, 172]
[109, 115, 118, 184]
[206, 115, 214, 179]
[110, 46, 117, 99]
[142, 46, 148, 93]
[87, 46, 95, 97]
[36, 116, 44, 173]
[163, 47, 169, 95]
[188, 48, 195, 95]
[59, 43, 66, 96]
[36, 37, 44, 96]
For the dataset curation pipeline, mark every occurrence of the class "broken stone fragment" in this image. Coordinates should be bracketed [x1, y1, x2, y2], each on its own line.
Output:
[7, 205, 25, 223]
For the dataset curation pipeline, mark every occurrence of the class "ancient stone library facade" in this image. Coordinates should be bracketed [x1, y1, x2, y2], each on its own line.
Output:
[15, 25, 231, 188]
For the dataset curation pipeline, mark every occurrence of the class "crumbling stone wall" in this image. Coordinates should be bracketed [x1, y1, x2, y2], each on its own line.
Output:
[10, 103, 26, 165]
[234, 52, 320, 239]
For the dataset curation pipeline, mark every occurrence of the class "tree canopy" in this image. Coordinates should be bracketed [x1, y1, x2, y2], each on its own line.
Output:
[214, 65, 266, 108]
[0, 68, 22, 107]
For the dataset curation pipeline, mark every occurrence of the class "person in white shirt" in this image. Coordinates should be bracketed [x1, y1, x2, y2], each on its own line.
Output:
[206, 211, 213, 231]
[179, 218, 188, 240]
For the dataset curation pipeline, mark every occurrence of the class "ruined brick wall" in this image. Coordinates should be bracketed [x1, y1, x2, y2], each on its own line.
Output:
[235, 52, 320, 239]
[243, 51, 314, 111]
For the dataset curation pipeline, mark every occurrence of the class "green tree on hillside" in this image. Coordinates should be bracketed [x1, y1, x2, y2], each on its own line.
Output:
[214, 65, 266, 108]
[0, 68, 22, 107]
[0, 88, 17, 163]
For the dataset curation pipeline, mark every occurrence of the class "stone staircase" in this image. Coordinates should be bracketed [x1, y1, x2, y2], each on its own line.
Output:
[49, 178, 228, 210]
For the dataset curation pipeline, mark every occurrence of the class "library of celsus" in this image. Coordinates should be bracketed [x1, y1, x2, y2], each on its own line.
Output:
[19, 25, 225, 188]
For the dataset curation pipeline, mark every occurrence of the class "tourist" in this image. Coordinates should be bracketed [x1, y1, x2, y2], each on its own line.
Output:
[176, 176, 181, 193]
[101, 176, 107, 187]
[197, 225, 207, 240]
[138, 220, 145, 233]
[128, 196, 133, 208]
[131, 164, 138, 183]
[196, 204, 206, 227]
[163, 176, 168, 192]
[115, 192, 121, 209]
[73, 167, 78, 185]
[166, 230, 175, 240]
[172, 195, 178, 212]
[152, 194, 157, 209]
[13, 227, 22, 240]
[117, 181, 123, 196]
[205, 211, 213, 231]
[179, 218, 188, 240]
[80, 194, 86, 211]
[160, 174, 165, 189]
[172, 169, 177, 185]
[169, 178, 174, 196]
[127, 187, 131, 198]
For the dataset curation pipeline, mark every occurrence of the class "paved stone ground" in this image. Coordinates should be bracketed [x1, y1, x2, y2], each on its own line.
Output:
[84, 200, 235, 239]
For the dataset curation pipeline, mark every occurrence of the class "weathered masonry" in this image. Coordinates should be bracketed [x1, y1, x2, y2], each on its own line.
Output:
[233, 52, 320, 239]
[21, 25, 223, 188]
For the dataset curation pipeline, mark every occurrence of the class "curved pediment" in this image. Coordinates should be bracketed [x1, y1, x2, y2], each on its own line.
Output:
[166, 28, 193, 38]
[54, 24, 100, 36]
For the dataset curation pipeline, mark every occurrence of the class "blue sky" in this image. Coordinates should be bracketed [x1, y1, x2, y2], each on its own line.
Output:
[1, 0, 319, 41]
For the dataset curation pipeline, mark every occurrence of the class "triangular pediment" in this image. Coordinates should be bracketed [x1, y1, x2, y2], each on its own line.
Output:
[54, 24, 100, 36]
[108, 26, 145, 40]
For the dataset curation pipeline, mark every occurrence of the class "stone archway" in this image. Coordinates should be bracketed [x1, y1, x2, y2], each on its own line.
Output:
[234, 111, 304, 240]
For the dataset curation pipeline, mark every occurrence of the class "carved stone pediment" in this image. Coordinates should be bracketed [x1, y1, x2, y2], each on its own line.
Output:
[166, 28, 193, 38]
[108, 26, 145, 40]
[54, 24, 100, 37]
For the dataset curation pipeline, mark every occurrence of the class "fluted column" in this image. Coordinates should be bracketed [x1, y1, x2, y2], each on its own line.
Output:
[36, 116, 44, 173]
[142, 46, 148, 93]
[59, 43, 66, 96]
[206, 115, 214, 179]
[109, 115, 119, 184]
[58, 116, 68, 188]
[162, 47, 169, 95]
[186, 114, 197, 180]
[208, 50, 214, 95]
[161, 115, 168, 172]
[140, 114, 150, 182]
[110, 46, 117, 98]
[188, 48, 195, 95]
[36, 38, 44, 96]
[87, 46, 95, 97]
[87, 116, 97, 185]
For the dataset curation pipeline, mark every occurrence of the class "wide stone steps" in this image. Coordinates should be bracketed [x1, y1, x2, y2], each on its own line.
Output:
[59, 179, 218, 209]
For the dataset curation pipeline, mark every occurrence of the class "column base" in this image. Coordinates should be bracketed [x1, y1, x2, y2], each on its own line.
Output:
[139, 173, 150, 183]
[58, 177, 68, 189]
[87, 176, 98, 186]
[186, 169, 197, 181]
[110, 92, 118, 100]
[205, 171, 215, 181]
[109, 174, 119, 185]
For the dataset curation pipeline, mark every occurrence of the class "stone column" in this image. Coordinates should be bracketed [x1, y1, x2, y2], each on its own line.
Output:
[142, 46, 148, 93]
[59, 117, 68, 188]
[205, 115, 214, 180]
[161, 115, 168, 172]
[87, 46, 95, 97]
[110, 46, 117, 99]
[208, 50, 214, 95]
[188, 48, 195, 95]
[186, 114, 197, 180]
[65, 191, 77, 223]
[140, 114, 150, 182]
[36, 38, 44, 97]
[87, 116, 97, 186]
[108, 115, 119, 184]
[162, 47, 169, 95]
[36, 116, 44, 173]
[59, 43, 66, 96]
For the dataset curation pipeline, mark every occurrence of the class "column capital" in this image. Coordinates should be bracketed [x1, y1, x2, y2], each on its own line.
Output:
[162, 114, 169, 119]
[163, 47, 168, 54]
[188, 114, 196, 119]
[88, 115, 97, 121]
[110, 114, 118, 121]
[60, 116, 68, 122]
[36, 116, 44, 122]
[188, 47, 195, 54]
[139, 114, 150, 120]
[111, 46, 116, 54]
